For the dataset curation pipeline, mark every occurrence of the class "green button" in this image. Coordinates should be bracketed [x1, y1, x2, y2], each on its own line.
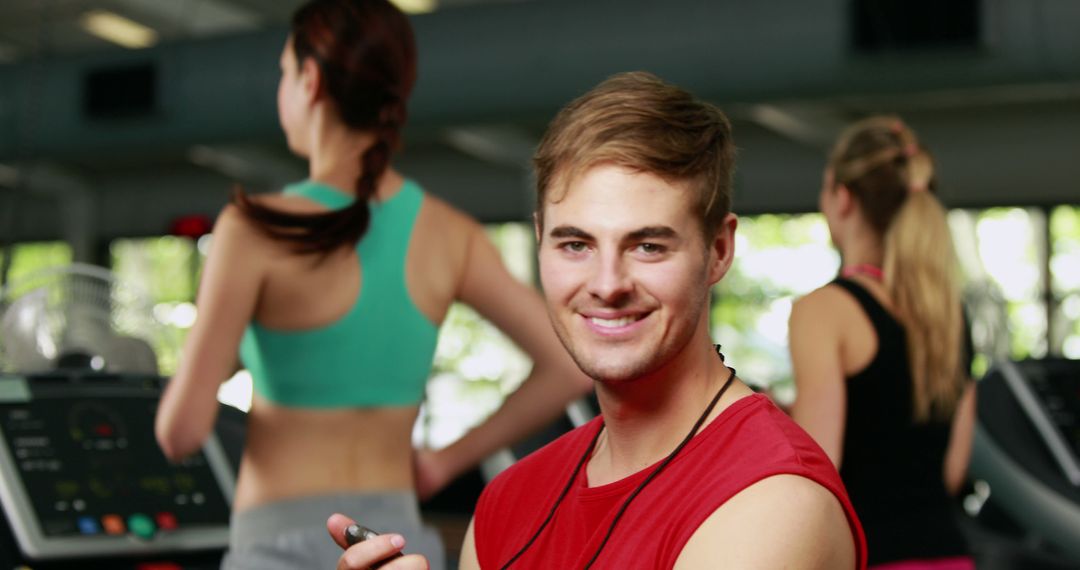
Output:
[127, 513, 155, 539]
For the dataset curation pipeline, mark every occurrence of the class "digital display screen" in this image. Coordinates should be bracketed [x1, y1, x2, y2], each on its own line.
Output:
[0, 375, 230, 542]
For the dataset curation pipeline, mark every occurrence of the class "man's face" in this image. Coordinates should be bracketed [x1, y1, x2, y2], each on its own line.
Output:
[538, 164, 733, 385]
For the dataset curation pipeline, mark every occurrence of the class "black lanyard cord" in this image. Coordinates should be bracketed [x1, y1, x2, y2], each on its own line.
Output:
[500, 347, 737, 569]
[582, 364, 736, 569]
[496, 416, 605, 570]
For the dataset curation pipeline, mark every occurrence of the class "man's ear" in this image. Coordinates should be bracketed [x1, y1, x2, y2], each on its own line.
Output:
[708, 213, 738, 285]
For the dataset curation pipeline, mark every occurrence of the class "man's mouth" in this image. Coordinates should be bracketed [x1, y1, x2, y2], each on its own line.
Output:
[583, 311, 650, 330]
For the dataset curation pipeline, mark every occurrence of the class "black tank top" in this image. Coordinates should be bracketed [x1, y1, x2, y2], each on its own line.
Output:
[832, 278, 970, 565]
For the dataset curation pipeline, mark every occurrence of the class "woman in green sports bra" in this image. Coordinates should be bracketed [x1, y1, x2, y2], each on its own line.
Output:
[153, 1, 592, 568]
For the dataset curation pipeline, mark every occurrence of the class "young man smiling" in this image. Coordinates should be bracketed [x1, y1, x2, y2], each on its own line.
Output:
[330, 72, 867, 570]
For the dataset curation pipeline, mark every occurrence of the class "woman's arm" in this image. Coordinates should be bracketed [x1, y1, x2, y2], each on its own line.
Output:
[415, 223, 592, 499]
[788, 290, 848, 467]
[155, 206, 264, 461]
[943, 382, 976, 495]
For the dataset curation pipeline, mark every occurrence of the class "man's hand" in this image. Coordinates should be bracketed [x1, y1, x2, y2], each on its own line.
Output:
[327, 514, 429, 570]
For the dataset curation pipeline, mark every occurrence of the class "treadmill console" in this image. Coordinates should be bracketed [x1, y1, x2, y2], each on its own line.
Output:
[0, 372, 234, 560]
[995, 359, 1080, 487]
[1019, 359, 1080, 463]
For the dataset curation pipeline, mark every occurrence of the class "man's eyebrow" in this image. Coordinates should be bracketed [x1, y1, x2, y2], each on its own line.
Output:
[626, 226, 678, 241]
[549, 226, 594, 240]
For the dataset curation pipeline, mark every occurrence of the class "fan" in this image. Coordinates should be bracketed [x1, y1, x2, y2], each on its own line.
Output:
[0, 263, 175, 375]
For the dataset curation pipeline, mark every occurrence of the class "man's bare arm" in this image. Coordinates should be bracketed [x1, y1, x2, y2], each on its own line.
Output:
[674, 474, 856, 569]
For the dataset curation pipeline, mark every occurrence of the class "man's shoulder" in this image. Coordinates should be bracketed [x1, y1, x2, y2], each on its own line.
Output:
[702, 394, 829, 470]
[723, 473, 846, 516]
[669, 394, 850, 527]
[671, 397, 866, 568]
[675, 474, 862, 569]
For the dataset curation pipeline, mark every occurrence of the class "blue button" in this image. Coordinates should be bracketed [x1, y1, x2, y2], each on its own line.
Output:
[77, 516, 100, 535]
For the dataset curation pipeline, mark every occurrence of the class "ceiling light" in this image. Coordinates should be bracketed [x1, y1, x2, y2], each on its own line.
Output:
[80, 10, 158, 49]
[390, 0, 438, 14]
[110, 0, 259, 35]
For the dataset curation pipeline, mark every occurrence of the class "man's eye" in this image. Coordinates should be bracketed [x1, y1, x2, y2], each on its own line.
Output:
[638, 243, 665, 254]
[562, 241, 587, 253]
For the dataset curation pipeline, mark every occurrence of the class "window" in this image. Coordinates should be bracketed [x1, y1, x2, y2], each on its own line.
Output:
[950, 207, 1049, 366]
[1050, 205, 1080, 358]
[109, 236, 205, 375]
[708, 206, 1060, 392]
[710, 213, 837, 401]
[0, 242, 74, 287]
[414, 223, 536, 449]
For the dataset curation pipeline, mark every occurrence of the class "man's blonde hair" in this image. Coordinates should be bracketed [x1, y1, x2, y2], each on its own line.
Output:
[533, 71, 736, 237]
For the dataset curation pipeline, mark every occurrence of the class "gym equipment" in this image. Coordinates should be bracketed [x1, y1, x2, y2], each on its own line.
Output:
[970, 358, 1080, 567]
[0, 264, 238, 568]
[0, 371, 234, 560]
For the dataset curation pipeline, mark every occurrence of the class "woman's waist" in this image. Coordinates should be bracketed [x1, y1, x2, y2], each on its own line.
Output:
[234, 410, 418, 511]
[233, 450, 416, 513]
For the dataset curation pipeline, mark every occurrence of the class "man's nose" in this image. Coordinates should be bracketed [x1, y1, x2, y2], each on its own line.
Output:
[586, 250, 633, 304]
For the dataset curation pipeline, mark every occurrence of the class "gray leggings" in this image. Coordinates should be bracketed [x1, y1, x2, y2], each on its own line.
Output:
[221, 492, 446, 570]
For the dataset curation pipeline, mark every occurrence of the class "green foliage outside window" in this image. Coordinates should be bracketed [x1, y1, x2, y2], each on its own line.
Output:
[1, 242, 74, 286]
[967, 208, 1047, 360]
[110, 236, 202, 375]
[416, 223, 535, 449]
[711, 213, 837, 397]
[1050, 205, 1080, 358]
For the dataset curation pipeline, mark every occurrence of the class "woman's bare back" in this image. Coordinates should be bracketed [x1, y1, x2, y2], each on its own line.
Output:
[234, 171, 477, 511]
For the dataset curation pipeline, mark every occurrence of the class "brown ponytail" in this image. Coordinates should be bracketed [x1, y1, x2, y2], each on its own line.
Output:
[830, 116, 966, 421]
[232, 0, 416, 255]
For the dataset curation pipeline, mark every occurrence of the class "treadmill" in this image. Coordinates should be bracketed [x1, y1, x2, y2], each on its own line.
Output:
[0, 370, 244, 569]
[969, 357, 1080, 568]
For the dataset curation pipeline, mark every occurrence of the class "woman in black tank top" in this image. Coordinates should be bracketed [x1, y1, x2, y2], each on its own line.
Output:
[786, 117, 977, 569]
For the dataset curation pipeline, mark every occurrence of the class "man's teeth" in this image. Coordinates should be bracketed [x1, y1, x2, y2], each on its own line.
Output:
[589, 316, 640, 328]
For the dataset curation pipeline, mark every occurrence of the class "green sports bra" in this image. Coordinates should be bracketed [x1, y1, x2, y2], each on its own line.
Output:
[238, 179, 439, 408]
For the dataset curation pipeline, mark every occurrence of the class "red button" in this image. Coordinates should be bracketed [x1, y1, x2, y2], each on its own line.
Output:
[101, 514, 125, 535]
[155, 512, 178, 531]
[136, 563, 182, 570]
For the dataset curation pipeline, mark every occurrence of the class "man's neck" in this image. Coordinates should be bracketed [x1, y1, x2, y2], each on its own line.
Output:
[588, 339, 746, 487]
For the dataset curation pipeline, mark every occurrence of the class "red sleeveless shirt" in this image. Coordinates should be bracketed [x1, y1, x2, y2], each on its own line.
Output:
[475, 394, 867, 569]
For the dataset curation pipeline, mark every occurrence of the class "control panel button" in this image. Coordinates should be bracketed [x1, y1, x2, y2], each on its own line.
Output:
[101, 514, 125, 535]
[155, 511, 178, 531]
[136, 563, 182, 570]
[128, 513, 156, 539]
[77, 516, 100, 535]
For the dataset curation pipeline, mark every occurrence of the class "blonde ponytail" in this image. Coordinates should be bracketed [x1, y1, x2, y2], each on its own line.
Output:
[884, 191, 966, 421]
[830, 116, 967, 421]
